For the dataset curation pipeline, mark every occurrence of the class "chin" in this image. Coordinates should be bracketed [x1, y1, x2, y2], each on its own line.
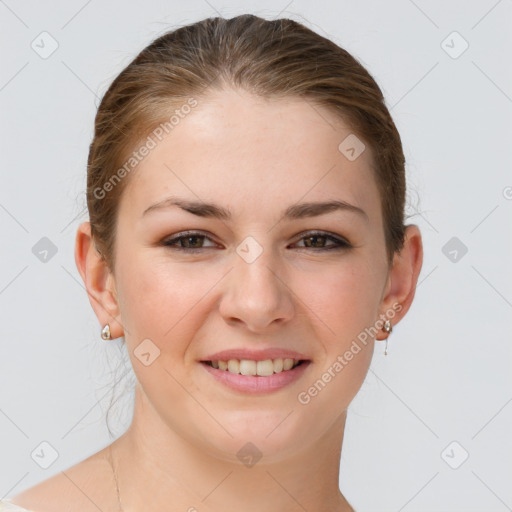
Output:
[196, 414, 311, 464]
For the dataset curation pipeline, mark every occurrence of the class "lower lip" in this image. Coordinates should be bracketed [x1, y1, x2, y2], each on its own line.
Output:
[200, 361, 311, 394]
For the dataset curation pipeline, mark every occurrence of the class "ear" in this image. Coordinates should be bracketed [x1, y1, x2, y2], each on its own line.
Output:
[375, 224, 423, 340]
[74, 221, 123, 339]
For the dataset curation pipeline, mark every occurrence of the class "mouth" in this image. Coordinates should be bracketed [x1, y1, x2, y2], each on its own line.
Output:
[199, 357, 312, 394]
[200, 358, 308, 376]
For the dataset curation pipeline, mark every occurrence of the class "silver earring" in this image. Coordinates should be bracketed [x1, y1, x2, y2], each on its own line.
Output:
[382, 320, 392, 355]
[101, 323, 112, 340]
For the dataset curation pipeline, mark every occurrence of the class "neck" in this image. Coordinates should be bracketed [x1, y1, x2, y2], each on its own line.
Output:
[109, 385, 354, 512]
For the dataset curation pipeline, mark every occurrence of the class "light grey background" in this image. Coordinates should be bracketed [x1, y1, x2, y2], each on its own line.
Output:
[1, 1, 511, 511]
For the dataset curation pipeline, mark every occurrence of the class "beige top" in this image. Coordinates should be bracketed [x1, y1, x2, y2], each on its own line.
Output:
[0, 500, 35, 511]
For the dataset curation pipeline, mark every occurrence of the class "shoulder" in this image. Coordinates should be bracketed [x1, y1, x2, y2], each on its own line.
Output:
[6, 446, 117, 512]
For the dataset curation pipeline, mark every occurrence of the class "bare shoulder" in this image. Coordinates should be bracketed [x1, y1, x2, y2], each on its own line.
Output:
[9, 446, 117, 512]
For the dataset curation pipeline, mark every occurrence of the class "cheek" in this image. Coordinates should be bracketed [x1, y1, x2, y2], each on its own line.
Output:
[293, 266, 376, 414]
[290, 260, 378, 400]
[294, 258, 380, 339]
[116, 255, 220, 351]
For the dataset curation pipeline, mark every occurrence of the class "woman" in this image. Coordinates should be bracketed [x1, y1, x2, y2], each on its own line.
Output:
[4, 13, 423, 512]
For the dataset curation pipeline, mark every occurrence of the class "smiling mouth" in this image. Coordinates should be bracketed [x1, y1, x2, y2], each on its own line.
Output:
[201, 358, 308, 377]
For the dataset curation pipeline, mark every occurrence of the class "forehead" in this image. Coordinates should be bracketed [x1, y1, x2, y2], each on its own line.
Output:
[119, 87, 380, 224]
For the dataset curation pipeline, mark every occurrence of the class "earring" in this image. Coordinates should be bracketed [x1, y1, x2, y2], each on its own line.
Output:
[382, 320, 392, 356]
[101, 323, 112, 340]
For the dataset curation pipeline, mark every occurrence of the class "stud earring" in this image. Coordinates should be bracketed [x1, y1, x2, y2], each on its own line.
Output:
[101, 323, 112, 340]
[382, 319, 392, 355]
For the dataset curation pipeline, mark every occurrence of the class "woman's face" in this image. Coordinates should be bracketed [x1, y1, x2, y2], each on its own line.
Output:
[111, 87, 396, 461]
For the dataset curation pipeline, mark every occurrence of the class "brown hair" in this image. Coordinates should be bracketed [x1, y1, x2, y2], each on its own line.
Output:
[87, 13, 407, 272]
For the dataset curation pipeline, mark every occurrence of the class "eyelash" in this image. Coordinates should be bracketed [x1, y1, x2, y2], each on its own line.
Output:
[160, 230, 351, 253]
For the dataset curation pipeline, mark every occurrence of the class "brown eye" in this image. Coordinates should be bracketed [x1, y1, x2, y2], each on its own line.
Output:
[161, 230, 351, 253]
[178, 235, 205, 249]
[293, 231, 351, 251]
[161, 231, 217, 251]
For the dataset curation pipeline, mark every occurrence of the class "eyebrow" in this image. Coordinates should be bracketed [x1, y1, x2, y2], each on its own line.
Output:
[142, 196, 369, 222]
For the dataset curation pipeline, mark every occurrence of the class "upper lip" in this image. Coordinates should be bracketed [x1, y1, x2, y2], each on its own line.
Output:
[201, 348, 311, 362]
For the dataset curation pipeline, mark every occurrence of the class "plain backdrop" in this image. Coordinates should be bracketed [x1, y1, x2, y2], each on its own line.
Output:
[1, 1, 511, 511]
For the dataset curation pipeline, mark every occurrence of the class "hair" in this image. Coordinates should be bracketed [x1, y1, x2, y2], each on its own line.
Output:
[87, 13, 409, 274]
[86, 14, 411, 434]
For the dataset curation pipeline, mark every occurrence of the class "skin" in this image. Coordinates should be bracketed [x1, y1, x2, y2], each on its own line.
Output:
[12, 87, 422, 512]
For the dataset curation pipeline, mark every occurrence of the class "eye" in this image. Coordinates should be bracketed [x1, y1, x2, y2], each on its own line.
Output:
[291, 231, 351, 251]
[161, 230, 351, 253]
[161, 231, 217, 252]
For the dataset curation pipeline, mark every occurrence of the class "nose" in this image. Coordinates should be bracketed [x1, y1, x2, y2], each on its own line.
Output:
[218, 245, 295, 332]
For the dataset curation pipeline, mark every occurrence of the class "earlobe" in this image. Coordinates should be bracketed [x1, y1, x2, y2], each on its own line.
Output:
[375, 224, 423, 340]
[74, 221, 123, 339]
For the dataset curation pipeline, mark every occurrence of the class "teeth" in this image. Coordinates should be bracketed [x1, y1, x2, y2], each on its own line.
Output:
[227, 359, 239, 373]
[208, 358, 301, 376]
[283, 358, 294, 371]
